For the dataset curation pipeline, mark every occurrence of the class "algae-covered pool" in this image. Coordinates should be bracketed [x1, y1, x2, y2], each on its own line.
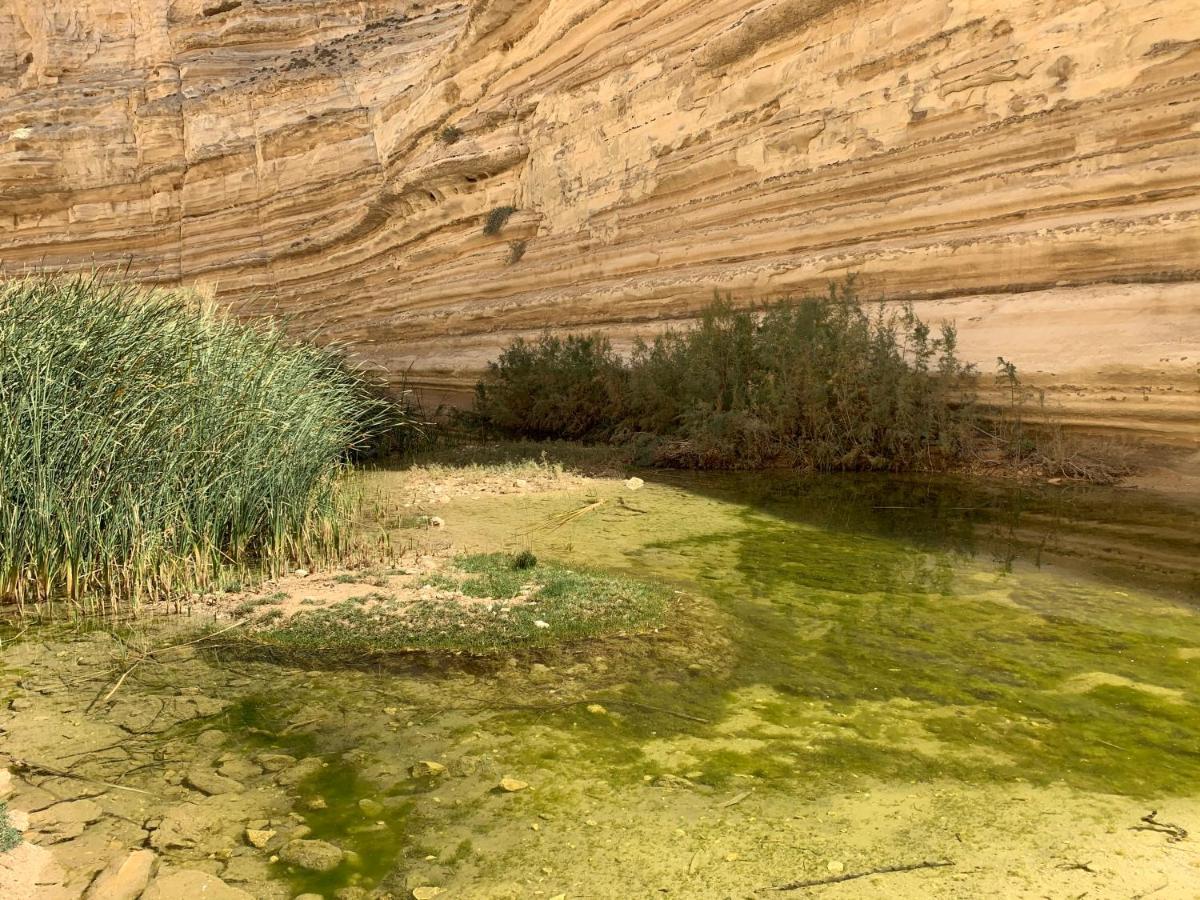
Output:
[2, 466, 1199, 898]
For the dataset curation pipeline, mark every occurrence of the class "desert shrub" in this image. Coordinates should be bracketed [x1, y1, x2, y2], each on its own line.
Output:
[506, 240, 528, 265]
[473, 333, 629, 441]
[439, 124, 463, 144]
[472, 283, 979, 470]
[0, 275, 410, 614]
[483, 205, 517, 236]
[0, 802, 20, 853]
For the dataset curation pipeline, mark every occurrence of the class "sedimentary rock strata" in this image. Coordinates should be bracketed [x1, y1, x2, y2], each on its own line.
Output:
[1, 0, 1197, 443]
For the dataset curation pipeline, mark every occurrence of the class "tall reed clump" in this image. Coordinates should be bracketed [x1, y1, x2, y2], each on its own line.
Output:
[0, 276, 403, 616]
[473, 282, 979, 470]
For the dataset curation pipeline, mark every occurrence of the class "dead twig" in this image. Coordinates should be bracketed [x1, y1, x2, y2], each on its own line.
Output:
[1057, 861, 1097, 873]
[769, 859, 954, 892]
[1132, 810, 1187, 843]
[719, 789, 752, 808]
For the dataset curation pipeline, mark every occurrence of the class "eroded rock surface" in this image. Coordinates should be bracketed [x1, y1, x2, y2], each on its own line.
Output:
[0, 0, 1196, 441]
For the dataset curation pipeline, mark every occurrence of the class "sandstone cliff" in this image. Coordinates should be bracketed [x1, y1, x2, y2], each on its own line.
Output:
[1, 0, 1197, 446]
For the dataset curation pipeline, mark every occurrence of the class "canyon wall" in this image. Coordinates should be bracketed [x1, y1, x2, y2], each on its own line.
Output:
[1, 0, 1198, 446]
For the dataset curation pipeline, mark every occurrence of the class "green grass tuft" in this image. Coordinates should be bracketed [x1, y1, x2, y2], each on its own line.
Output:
[0, 275, 413, 615]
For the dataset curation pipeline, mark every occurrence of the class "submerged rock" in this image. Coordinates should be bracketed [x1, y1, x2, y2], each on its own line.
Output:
[216, 756, 263, 782]
[280, 839, 344, 872]
[142, 870, 253, 900]
[185, 770, 244, 796]
[244, 828, 275, 849]
[84, 849, 157, 900]
[254, 753, 296, 773]
[357, 798, 384, 818]
[276, 757, 324, 786]
[499, 777, 529, 793]
[410, 760, 446, 778]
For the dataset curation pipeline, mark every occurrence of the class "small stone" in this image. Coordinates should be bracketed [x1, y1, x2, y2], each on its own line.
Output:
[624, 476, 645, 491]
[294, 895, 323, 900]
[429, 517, 444, 528]
[827, 860, 845, 874]
[586, 704, 607, 715]
[410, 761, 446, 778]
[412, 888, 445, 899]
[533, 620, 550, 629]
[185, 769, 244, 796]
[499, 777, 529, 792]
[306, 796, 328, 810]
[294, 569, 310, 577]
[357, 799, 384, 818]
[652, 774, 695, 789]
[9, 697, 32, 711]
[280, 839, 344, 872]
[245, 828, 276, 849]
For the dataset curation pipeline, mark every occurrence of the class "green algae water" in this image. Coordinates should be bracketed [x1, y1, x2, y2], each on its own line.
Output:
[3, 469, 1199, 898]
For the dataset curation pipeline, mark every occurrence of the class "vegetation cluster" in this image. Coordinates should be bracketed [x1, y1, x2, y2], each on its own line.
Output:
[472, 283, 980, 470]
[0, 276, 409, 615]
[235, 552, 669, 656]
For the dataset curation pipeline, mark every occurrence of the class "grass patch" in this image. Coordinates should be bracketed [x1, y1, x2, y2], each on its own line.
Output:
[438, 124, 462, 144]
[235, 552, 669, 655]
[0, 802, 20, 853]
[0, 275, 415, 616]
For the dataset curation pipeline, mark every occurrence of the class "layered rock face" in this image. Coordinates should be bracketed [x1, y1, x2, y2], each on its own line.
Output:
[1, 0, 1198, 445]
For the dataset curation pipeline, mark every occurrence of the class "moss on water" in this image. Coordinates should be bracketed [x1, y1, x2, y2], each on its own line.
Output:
[463, 478, 1200, 798]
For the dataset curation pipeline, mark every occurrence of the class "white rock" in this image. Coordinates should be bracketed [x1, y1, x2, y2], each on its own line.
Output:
[533, 620, 550, 629]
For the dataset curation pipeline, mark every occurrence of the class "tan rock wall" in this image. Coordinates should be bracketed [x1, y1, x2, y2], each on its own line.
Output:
[0, 0, 1197, 445]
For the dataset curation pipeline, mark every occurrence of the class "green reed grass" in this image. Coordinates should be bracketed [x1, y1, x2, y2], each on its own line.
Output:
[0, 276, 402, 616]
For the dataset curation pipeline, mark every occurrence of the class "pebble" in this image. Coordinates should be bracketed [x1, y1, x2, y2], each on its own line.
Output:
[280, 838, 344, 872]
[499, 777, 529, 792]
[245, 828, 276, 849]
[357, 798, 384, 818]
[410, 760, 446, 778]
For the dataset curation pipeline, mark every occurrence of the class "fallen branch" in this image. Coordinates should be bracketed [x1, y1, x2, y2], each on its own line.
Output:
[769, 859, 954, 891]
[88, 619, 248, 710]
[608, 699, 710, 724]
[7, 758, 155, 797]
